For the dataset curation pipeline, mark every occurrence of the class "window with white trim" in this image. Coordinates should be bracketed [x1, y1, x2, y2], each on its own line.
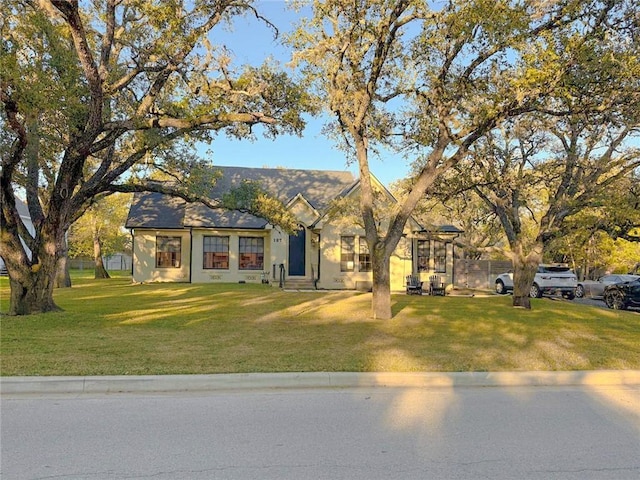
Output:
[156, 236, 181, 268]
[239, 237, 264, 270]
[434, 240, 447, 273]
[340, 236, 355, 272]
[417, 240, 430, 272]
[359, 237, 371, 272]
[203, 236, 229, 269]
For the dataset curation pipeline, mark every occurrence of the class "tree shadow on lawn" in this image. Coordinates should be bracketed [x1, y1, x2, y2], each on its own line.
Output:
[378, 294, 640, 372]
[3, 281, 638, 375]
[84, 286, 640, 372]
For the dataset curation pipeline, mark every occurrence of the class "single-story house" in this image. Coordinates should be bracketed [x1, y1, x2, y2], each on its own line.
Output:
[125, 166, 462, 291]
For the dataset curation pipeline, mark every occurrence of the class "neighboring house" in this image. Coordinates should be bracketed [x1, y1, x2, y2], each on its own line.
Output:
[0, 198, 35, 274]
[125, 166, 462, 291]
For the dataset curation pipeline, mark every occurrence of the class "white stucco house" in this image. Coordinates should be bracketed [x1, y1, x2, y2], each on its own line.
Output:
[125, 166, 461, 291]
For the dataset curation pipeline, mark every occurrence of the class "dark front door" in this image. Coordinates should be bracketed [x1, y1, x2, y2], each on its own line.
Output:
[288, 227, 306, 276]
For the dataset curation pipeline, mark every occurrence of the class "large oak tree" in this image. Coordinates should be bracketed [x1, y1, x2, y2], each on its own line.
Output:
[1, 0, 308, 315]
[439, 7, 640, 308]
[456, 116, 638, 308]
[290, 0, 629, 318]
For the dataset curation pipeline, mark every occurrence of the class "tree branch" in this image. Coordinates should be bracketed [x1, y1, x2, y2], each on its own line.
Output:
[103, 111, 276, 131]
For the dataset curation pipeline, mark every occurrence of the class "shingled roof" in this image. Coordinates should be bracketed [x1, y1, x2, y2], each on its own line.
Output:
[125, 166, 357, 230]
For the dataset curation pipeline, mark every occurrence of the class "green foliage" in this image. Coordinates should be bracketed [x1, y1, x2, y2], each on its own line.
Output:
[221, 181, 299, 234]
[325, 183, 398, 232]
[1, 8, 87, 141]
[400, 185, 505, 260]
[289, 0, 638, 316]
[1, 0, 312, 313]
[68, 194, 132, 259]
[550, 230, 640, 277]
[2, 0, 310, 230]
[547, 173, 640, 276]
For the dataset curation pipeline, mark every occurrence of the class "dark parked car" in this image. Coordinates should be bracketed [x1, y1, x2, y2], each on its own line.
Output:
[603, 277, 640, 310]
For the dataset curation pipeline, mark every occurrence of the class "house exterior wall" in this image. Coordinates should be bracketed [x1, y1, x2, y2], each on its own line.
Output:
[391, 236, 414, 291]
[132, 227, 458, 290]
[129, 186, 458, 289]
[314, 223, 413, 291]
[316, 222, 363, 290]
[132, 229, 191, 283]
[190, 229, 272, 284]
[269, 227, 287, 282]
[413, 240, 456, 287]
[132, 226, 319, 285]
[288, 198, 318, 226]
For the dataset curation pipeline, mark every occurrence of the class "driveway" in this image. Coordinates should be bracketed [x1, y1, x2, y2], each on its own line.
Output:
[570, 296, 639, 313]
[571, 297, 607, 309]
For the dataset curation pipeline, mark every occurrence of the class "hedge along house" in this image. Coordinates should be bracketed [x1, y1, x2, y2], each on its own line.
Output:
[125, 166, 462, 291]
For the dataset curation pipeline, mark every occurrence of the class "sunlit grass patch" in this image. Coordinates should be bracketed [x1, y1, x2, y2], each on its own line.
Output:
[1, 274, 639, 375]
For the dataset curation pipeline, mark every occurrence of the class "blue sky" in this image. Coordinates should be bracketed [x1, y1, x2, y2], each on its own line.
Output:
[200, 1, 412, 186]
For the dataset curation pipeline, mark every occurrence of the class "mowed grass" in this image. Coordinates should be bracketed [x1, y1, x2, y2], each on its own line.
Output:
[1, 272, 639, 375]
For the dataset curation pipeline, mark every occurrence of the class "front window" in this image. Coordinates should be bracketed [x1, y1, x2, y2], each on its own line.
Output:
[203, 236, 229, 269]
[340, 236, 355, 272]
[417, 240, 430, 272]
[239, 237, 264, 270]
[359, 237, 371, 272]
[156, 236, 181, 268]
[434, 240, 447, 273]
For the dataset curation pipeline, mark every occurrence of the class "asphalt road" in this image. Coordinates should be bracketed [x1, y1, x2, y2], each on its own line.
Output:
[2, 385, 639, 480]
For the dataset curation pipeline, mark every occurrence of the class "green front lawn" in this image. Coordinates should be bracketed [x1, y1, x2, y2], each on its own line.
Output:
[1, 273, 638, 375]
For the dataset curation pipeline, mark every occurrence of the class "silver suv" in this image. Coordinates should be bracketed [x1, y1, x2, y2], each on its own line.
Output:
[495, 264, 577, 299]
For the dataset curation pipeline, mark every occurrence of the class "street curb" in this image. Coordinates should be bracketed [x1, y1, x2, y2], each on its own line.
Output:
[2, 370, 639, 395]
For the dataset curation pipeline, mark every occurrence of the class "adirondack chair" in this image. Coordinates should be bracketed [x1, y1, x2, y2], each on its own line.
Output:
[429, 275, 446, 296]
[405, 275, 423, 295]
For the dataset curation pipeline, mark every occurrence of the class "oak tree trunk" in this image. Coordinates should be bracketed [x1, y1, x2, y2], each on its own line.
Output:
[54, 254, 72, 288]
[93, 231, 110, 279]
[6, 252, 60, 315]
[371, 247, 392, 320]
[512, 258, 536, 309]
[54, 236, 72, 288]
[511, 244, 542, 309]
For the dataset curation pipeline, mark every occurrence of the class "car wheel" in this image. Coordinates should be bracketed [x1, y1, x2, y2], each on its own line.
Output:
[530, 283, 542, 298]
[604, 289, 627, 310]
[495, 280, 507, 294]
[575, 285, 585, 298]
[563, 291, 575, 300]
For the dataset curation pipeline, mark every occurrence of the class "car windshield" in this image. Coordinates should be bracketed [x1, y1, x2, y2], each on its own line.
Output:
[618, 275, 640, 282]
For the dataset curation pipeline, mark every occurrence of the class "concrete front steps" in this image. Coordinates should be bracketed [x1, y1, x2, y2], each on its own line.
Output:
[283, 278, 317, 290]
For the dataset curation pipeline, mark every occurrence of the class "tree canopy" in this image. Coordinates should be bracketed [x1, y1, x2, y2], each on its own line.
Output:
[67, 193, 131, 279]
[290, 0, 638, 317]
[1, 0, 311, 314]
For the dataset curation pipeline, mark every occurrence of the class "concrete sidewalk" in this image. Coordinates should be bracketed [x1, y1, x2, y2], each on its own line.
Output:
[2, 370, 639, 395]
